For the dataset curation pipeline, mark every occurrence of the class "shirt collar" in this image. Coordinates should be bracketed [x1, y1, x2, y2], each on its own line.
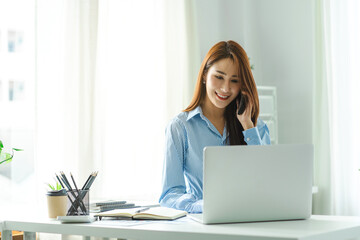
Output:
[186, 106, 203, 121]
[187, 105, 229, 141]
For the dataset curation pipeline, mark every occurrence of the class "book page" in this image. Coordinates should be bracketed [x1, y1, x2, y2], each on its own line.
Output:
[97, 207, 139, 217]
[134, 207, 187, 220]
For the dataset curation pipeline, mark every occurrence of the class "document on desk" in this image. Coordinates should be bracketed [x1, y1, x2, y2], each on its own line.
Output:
[96, 207, 187, 220]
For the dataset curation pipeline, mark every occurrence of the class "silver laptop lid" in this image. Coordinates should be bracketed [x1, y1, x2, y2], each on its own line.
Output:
[202, 144, 313, 224]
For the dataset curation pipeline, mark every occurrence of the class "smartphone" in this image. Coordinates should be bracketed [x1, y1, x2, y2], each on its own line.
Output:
[237, 92, 247, 115]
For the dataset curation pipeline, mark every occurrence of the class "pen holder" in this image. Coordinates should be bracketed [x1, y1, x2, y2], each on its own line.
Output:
[66, 189, 89, 216]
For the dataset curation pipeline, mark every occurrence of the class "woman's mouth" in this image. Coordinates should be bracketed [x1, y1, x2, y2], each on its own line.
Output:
[215, 92, 230, 101]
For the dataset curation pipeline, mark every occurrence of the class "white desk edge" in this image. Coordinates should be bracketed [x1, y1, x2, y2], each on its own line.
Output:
[2, 215, 360, 240]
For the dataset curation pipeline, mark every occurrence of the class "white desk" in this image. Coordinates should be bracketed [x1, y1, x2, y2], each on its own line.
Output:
[2, 215, 360, 240]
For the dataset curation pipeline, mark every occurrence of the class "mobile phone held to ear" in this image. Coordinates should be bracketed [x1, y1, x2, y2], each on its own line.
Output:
[237, 92, 247, 115]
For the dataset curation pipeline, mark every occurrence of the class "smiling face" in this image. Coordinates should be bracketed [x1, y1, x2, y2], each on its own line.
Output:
[203, 58, 241, 112]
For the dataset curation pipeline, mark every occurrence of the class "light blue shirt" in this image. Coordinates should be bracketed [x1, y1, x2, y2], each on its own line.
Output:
[159, 106, 271, 213]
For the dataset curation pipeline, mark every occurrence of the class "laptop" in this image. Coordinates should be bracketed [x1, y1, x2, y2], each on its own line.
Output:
[189, 144, 313, 224]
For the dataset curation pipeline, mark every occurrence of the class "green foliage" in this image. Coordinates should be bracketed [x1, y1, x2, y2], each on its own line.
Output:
[0, 140, 24, 165]
[47, 181, 63, 191]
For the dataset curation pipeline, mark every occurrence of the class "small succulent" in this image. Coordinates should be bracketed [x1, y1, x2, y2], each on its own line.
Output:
[0, 140, 23, 165]
[47, 181, 63, 191]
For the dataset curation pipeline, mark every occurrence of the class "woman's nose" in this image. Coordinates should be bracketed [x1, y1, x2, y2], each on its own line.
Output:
[221, 81, 230, 92]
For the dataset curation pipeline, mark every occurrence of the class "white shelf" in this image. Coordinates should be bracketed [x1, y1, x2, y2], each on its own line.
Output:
[257, 86, 278, 144]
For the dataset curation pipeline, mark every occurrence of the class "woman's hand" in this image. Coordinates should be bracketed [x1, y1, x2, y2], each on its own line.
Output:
[236, 91, 254, 130]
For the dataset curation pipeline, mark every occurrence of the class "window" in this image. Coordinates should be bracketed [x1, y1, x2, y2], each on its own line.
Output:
[0, 0, 35, 204]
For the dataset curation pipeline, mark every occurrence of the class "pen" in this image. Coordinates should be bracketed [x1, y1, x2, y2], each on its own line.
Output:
[70, 173, 79, 190]
[84, 171, 98, 190]
[56, 174, 78, 213]
[55, 174, 65, 189]
[61, 171, 72, 189]
[135, 207, 150, 214]
[81, 172, 93, 190]
[78, 171, 98, 210]
[70, 172, 87, 213]
[58, 172, 87, 215]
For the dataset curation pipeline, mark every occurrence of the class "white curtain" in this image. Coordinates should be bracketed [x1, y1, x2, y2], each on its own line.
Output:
[94, 0, 167, 201]
[35, 0, 199, 204]
[35, 0, 99, 204]
[313, 0, 360, 215]
[94, 0, 200, 201]
[163, 0, 201, 119]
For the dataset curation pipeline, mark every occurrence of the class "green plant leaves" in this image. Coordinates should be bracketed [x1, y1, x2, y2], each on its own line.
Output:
[48, 183, 55, 190]
[0, 140, 23, 165]
[13, 148, 24, 152]
[47, 181, 63, 191]
[0, 152, 13, 165]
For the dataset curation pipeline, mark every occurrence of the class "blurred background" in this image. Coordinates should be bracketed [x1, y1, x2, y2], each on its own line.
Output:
[0, 0, 359, 216]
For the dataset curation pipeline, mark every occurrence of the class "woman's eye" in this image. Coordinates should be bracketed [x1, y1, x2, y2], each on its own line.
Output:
[215, 75, 223, 80]
[231, 79, 239, 83]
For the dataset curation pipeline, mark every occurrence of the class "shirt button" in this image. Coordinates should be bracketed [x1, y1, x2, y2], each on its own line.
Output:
[247, 137, 250, 141]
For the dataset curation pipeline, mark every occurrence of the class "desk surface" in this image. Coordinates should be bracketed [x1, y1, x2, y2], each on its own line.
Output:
[2, 215, 360, 240]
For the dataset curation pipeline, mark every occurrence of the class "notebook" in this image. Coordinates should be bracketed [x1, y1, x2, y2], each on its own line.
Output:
[189, 144, 313, 224]
[95, 200, 127, 206]
[98, 203, 136, 212]
[96, 206, 187, 220]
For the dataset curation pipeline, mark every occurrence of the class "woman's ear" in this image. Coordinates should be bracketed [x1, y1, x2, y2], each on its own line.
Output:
[202, 74, 207, 84]
[202, 70, 209, 84]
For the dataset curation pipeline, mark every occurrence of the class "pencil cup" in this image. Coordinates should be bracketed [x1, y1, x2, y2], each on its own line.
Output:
[46, 189, 68, 218]
[66, 189, 89, 215]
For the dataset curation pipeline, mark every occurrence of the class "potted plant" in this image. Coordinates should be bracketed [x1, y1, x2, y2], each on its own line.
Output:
[0, 140, 24, 239]
[46, 180, 68, 218]
[0, 140, 23, 165]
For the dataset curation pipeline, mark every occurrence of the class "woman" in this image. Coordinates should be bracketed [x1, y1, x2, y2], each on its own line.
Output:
[159, 40, 271, 213]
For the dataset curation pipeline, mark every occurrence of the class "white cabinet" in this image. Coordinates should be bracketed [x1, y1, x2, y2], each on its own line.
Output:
[257, 86, 278, 144]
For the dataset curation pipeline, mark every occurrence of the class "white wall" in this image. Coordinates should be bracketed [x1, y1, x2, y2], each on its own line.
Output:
[193, 0, 315, 144]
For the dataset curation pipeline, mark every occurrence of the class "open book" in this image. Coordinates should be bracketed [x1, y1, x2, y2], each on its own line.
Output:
[96, 206, 187, 220]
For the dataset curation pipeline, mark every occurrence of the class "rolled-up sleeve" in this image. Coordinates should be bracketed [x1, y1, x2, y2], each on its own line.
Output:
[243, 118, 271, 145]
[159, 119, 203, 213]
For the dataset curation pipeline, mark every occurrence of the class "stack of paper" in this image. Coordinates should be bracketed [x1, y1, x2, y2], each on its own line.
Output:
[91, 200, 136, 213]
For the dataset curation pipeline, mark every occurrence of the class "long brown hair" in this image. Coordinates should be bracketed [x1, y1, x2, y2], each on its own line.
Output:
[184, 40, 259, 145]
